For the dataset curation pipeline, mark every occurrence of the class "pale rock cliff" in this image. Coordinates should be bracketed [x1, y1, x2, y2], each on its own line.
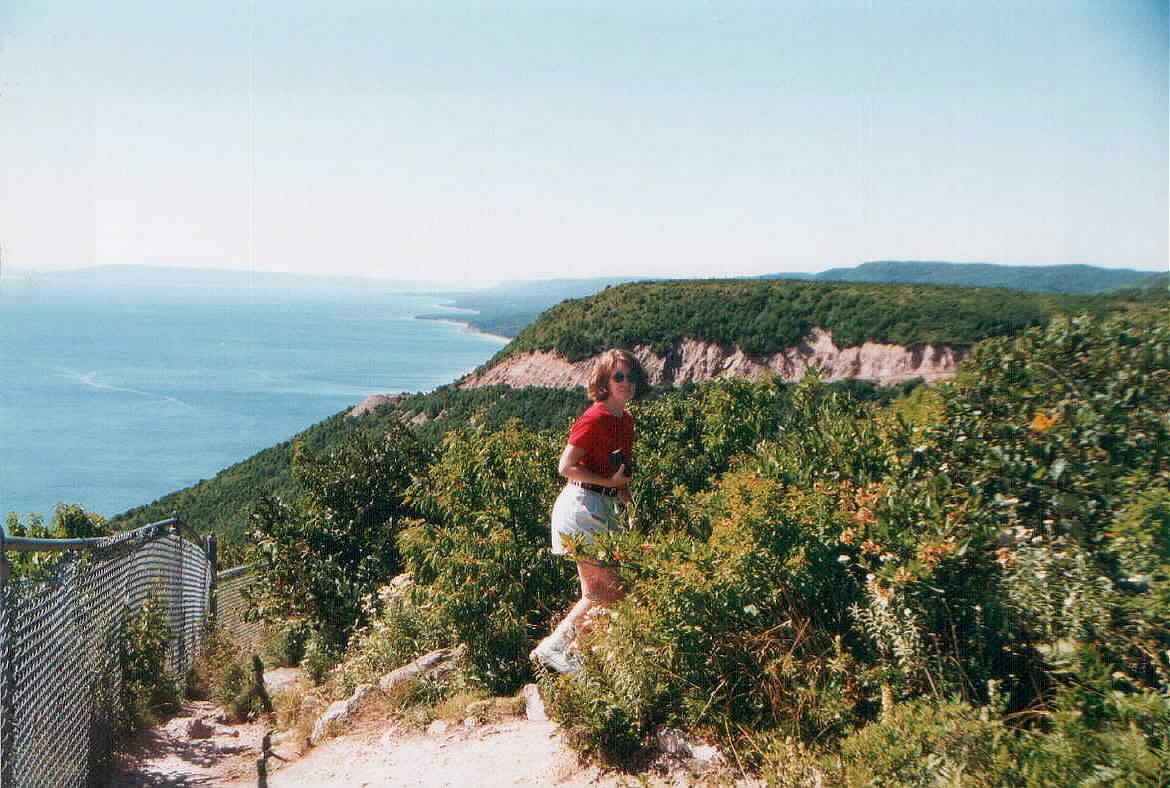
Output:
[458, 328, 968, 391]
[347, 394, 402, 418]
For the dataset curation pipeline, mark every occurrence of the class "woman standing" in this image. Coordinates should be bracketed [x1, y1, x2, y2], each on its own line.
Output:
[531, 349, 649, 673]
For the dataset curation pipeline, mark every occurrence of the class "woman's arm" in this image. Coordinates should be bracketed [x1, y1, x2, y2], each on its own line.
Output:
[558, 443, 629, 489]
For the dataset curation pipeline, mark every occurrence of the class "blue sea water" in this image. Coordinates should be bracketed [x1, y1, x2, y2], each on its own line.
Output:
[0, 268, 506, 520]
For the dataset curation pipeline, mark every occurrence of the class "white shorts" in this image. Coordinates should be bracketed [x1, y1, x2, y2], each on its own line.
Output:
[550, 483, 625, 556]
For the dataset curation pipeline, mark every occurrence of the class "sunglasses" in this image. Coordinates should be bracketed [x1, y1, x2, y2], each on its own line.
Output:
[611, 371, 639, 384]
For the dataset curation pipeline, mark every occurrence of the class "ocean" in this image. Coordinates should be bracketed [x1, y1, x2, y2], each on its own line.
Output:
[0, 267, 507, 520]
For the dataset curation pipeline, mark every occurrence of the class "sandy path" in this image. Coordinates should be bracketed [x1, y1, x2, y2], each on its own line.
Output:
[111, 669, 740, 787]
[228, 718, 625, 788]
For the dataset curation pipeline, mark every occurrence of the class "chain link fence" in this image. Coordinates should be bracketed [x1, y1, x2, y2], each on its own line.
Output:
[0, 518, 213, 788]
[215, 564, 266, 656]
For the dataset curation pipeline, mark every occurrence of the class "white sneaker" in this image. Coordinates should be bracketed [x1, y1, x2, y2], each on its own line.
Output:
[529, 629, 583, 674]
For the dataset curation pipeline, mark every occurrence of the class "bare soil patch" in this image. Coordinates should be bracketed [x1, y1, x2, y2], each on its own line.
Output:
[110, 668, 758, 787]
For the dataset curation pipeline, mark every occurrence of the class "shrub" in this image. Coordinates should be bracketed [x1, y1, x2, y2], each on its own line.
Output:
[328, 582, 446, 696]
[303, 630, 342, 685]
[260, 621, 310, 669]
[118, 597, 180, 732]
[399, 418, 575, 693]
[838, 689, 1170, 786]
[249, 423, 432, 649]
[545, 307, 1170, 780]
[189, 622, 275, 720]
[270, 686, 315, 751]
[187, 621, 238, 701]
[837, 700, 1019, 786]
[544, 669, 645, 765]
[4, 505, 111, 581]
[628, 376, 791, 532]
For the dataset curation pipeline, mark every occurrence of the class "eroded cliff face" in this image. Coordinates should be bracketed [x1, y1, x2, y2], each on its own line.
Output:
[458, 328, 968, 390]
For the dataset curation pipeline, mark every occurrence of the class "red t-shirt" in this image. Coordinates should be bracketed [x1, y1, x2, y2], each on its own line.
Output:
[568, 401, 635, 478]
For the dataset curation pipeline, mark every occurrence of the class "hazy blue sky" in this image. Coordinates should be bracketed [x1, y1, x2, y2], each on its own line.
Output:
[2, 1, 1166, 281]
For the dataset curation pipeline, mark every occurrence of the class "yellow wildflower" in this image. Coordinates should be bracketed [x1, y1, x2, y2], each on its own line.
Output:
[1030, 412, 1058, 432]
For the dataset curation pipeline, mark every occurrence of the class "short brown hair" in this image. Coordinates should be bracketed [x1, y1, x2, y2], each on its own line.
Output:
[587, 349, 650, 402]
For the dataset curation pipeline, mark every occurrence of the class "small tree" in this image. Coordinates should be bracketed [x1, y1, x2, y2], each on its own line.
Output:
[250, 422, 431, 649]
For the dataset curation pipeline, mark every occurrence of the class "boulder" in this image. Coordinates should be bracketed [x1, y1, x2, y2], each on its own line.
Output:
[309, 684, 376, 744]
[310, 699, 354, 744]
[379, 647, 459, 694]
[183, 717, 215, 740]
[655, 727, 724, 764]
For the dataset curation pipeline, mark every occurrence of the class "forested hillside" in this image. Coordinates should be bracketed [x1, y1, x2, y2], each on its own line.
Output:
[491, 278, 1116, 363]
[791, 260, 1159, 294]
[110, 386, 592, 552]
[418, 263, 1159, 340]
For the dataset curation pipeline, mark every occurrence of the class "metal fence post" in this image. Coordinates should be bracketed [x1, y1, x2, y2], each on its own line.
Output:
[173, 519, 187, 677]
[0, 522, 14, 787]
[206, 535, 218, 621]
[0, 522, 9, 588]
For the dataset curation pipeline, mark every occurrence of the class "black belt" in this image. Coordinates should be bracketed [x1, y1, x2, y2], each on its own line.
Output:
[571, 480, 618, 498]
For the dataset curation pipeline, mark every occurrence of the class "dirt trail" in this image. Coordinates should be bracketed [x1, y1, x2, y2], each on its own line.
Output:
[111, 668, 750, 787]
[115, 709, 636, 787]
[111, 705, 270, 787]
[231, 718, 624, 787]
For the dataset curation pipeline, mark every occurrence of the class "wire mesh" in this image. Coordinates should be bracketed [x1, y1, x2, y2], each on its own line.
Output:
[0, 520, 212, 788]
[215, 565, 265, 656]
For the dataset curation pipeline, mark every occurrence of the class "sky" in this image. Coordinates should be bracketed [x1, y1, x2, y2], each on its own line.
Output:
[1, 1, 1166, 282]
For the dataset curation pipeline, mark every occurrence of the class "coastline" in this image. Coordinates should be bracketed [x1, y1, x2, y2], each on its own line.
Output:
[415, 314, 512, 344]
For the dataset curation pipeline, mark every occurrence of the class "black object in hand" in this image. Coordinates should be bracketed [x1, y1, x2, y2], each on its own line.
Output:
[609, 449, 630, 475]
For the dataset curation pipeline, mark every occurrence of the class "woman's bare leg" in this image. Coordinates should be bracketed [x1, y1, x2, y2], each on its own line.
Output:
[533, 560, 625, 671]
[565, 560, 625, 631]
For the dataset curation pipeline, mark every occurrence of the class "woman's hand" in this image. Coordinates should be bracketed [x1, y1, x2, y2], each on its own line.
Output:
[560, 443, 631, 489]
[607, 465, 630, 489]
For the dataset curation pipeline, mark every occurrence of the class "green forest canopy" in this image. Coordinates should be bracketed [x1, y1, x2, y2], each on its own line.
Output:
[491, 278, 1118, 363]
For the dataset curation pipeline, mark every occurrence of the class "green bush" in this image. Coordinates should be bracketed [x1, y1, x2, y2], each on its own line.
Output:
[249, 423, 431, 649]
[328, 583, 446, 696]
[628, 377, 791, 533]
[118, 597, 180, 733]
[398, 418, 576, 693]
[544, 669, 645, 765]
[188, 621, 237, 701]
[303, 630, 342, 685]
[837, 688, 1170, 787]
[837, 700, 1019, 786]
[190, 622, 275, 720]
[260, 621, 310, 669]
[4, 505, 111, 581]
